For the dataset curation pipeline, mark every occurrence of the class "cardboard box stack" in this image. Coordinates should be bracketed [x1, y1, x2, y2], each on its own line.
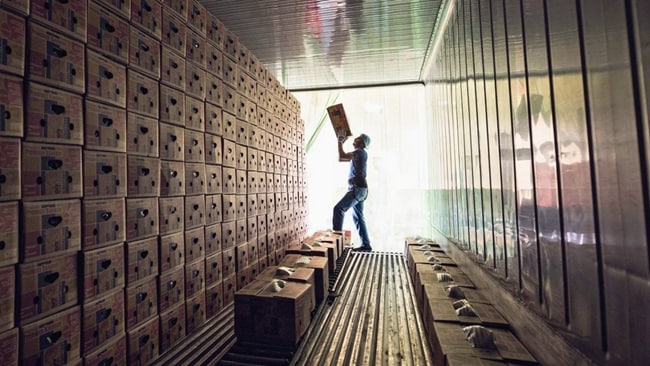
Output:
[234, 277, 314, 347]
[1, 0, 307, 364]
[403, 237, 538, 366]
[233, 225, 343, 347]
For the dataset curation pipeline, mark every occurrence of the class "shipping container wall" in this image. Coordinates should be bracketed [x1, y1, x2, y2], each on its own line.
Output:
[424, 0, 650, 364]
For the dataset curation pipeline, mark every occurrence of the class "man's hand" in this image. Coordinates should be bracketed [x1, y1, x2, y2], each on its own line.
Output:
[337, 131, 348, 143]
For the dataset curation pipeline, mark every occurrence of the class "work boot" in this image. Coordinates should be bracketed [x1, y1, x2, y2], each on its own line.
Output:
[352, 245, 372, 252]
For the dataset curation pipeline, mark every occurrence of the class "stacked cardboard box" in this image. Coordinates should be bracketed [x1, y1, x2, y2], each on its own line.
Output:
[0, 0, 306, 364]
[1, 0, 308, 363]
[234, 278, 314, 347]
[1, 1, 85, 364]
[403, 238, 538, 366]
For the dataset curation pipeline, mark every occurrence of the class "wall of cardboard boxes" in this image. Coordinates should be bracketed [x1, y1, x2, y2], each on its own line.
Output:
[0, 0, 308, 364]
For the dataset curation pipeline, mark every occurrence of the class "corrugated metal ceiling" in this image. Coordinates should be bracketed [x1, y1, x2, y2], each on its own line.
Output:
[200, 0, 444, 91]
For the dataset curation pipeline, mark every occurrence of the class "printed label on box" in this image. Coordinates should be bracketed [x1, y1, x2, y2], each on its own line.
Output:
[28, 22, 85, 93]
[83, 150, 127, 198]
[25, 82, 83, 145]
[130, 0, 161, 39]
[159, 231, 184, 274]
[126, 317, 159, 365]
[235, 219, 248, 244]
[158, 260, 184, 312]
[223, 57, 237, 88]
[206, 46, 223, 78]
[164, 0, 188, 20]
[125, 277, 157, 330]
[185, 162, 206, 196]
[159, 122, 185, 161]
[236, 170, 247, 194]
[187, 0, 206, 34]
[20, 306, 81, 365]
[222, 138, 236, 169]
[205, 164, 223, 194]
[185, 29, 205, 67]
[221, 247, 235, 278]
[19, 254, 78, 322]
[184, 226, 205, 263]
[185, 62, 205, 100]
[0, 137, 20, 200]
[127, 112, 159, 157]
[159, 85, 185, 126]
[159, 161, 185, 198]
[82, 198, 125, 250]
[126, 236, 158, 285]
[161, 45, 185, 88]
[204, 223, 222, 255]
[206, 12, 223, 47]
[82, 289, 124, 355]
[84, 334, 127, 365]
[205, 252, 222, 287]
[86, 50, 127, 108]
[0, 9, 26, 76]
[206, 77, 223, 108]
[185, 95, 204, 132]
[185, 130, 205, 163]
[129, 27, 161, 79]
[0, 74, 24, 137]
[222, 29, 238, 60]
[21, 141, 82, 201]
[22, 199, 81, 262]
[162, 11, 186, 56]
[127, 156, 160, 197]
[30, 0, 87, 41]
[0, 202, 19, 266]
[205, 282, 223, 319]
[84, 100, 127, 152]
[100, 0, 131, 18]
[222, 274, 236, 306]
[127, 70, 158, 118]
[205, 194, 222, 225]
[185, 195, 206, 229]
[0, 266, 15, 331]
[2, 0, 30, 15]
[237, 47, 250, 76]
[185, 290, 206, 334]
[205, 103, 223, 136]
[222, 194, 236, 223]
[87, 1, 129, 63]
[0, 327, 18, 365]
[83, 243, 125, 301]
[205, 133, 222, 165]
[125, 198, 159, 241]
[159, 302, 185, 353]
[184, 260, 205, 298]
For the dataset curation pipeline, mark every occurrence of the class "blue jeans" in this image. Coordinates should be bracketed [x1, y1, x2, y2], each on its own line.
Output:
[333, 185, 370, 246]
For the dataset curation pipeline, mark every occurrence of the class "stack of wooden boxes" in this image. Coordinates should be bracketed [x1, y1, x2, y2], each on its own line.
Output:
[0, 0, 308, 364]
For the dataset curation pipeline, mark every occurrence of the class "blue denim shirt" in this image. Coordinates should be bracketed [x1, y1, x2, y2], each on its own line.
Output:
[348, 148, 368, 187]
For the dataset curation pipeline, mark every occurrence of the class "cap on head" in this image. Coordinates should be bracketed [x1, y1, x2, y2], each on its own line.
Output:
[360, 133, 371, 148]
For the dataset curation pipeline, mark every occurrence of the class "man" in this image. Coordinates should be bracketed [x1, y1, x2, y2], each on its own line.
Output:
[333, 133, 372, 251]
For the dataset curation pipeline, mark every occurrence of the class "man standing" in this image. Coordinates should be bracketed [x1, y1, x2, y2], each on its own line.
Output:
[333, 133, 372, 251]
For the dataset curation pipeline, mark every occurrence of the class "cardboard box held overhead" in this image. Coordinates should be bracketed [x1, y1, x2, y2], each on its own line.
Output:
[326, 103, 352, 140]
